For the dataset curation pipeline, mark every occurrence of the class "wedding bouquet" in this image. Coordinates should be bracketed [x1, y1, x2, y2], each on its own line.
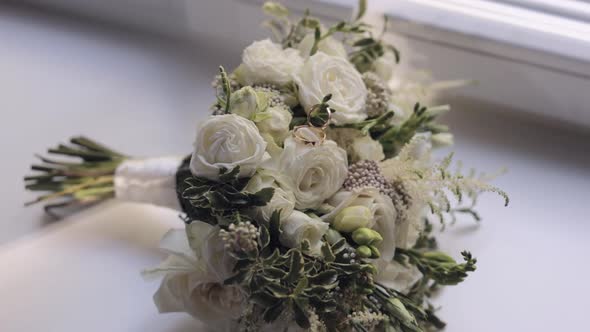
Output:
[24, 1, 508, 331]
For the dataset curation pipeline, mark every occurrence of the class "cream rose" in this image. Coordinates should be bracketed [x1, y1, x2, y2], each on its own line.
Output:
[280, 210, 329, 255]
[144, 223, 244, 324]
[238, 39, 303, 86]
[275, 136, 348, 210]
[245, 170, 295, 222]
[190, 114, 269, 180]
[297, 33, 347, 59]
[323, 188, 397, 261]
[295, 52, 367, 125]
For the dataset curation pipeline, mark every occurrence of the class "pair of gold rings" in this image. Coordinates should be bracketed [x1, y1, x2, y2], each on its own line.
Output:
[292, 105, 332, 146]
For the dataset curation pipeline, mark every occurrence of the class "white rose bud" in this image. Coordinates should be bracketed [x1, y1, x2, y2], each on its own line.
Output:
[245, 170, 295, 222]
[276, 136, 348, 210]
[279, 210, 329, 255]
[373, 50, 397, 82]
[297, 33, 347, 59]
[295, 52, 368, 125]
[256, 105, 292, 146]
[238, 39, 303, 86]
[333, 206, 371, 232]
[190, 114, 270, 180]
[230, 86, 269, 120]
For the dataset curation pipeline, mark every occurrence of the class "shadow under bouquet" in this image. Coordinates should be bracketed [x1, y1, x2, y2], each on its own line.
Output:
[25, 1, 508, 331]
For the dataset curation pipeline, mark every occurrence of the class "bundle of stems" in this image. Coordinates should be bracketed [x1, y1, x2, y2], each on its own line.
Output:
[24, 137, 128, 216]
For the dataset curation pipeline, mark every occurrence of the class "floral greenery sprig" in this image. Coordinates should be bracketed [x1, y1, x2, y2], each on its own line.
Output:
[176, 160, 274, 227]
[374, 103, 450, 158]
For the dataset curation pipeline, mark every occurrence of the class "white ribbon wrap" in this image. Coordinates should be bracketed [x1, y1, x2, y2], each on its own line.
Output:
[114, 156, 185, 211]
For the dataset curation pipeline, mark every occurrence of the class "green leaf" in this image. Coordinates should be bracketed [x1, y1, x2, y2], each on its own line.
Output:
[266, 282, 290, 297]
[321, 242, 335, 262]
[263, 300, 286, 323]
[294, 277, 308, 295]
[356, 0, 367, 21]
[251, 291, 279, 308]
[309, 270, 338, 286]
[250, 187, 275, 206]
[224, 269, 252, 285]
[219, 166, 240, 183]
[292, 298, 311, 329]
[259, 224, 270, 249]
[264, 267, 288, 279]
[287, 250, 304, 283]
[330, 238, 347, 254]
[353, 37, 376, 47]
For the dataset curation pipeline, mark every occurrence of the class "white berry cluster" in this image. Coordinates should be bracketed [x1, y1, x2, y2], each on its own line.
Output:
[362, 72, 390, 118]
[219, 221, 260, 253]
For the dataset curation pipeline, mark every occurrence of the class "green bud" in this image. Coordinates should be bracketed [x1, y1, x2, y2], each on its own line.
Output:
[368, 245, 381, 258]
[369, 229, 383, 244]
[325, 228, 344, 245]
[333, 206, 371, 233]
[356, 245, 372, 258]
[365, 263, 378, 275]
[230, 86, 268, 120]
[423, 251, 456, 264]
[351, 227, 376, 245]
[386, 298, 414, 324]
[262, 2, 289, 17]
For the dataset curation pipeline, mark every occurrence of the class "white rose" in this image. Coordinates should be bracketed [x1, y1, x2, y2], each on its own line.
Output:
[373, 50, 397, 82]
[238, 39, 303, 86]
[280, 210, 329, 255]
[373, 260, 423, 293]
[323, 188, 397, 261]
[275, 136, 348, 210]
[144, 223, 244, 324]
[245, 170, 295, 222]
[256, 105, 292, 146]
[297, 33, 347, 59]
[190, 114, 270, 180]
[295, 52, 368, 125]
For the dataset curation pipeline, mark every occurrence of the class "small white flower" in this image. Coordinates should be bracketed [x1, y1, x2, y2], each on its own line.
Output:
[297, 33, 347, 59]
[323, 188, 397, 262]
[274, 136, 348, 210]
[372, 50, 397, 82]
[280, 210, 329, 255]
[238, 39, 303, 86]
[190, 114, 270, 180]
[295, 52, 367, 125]
[245, 170, 295, 222]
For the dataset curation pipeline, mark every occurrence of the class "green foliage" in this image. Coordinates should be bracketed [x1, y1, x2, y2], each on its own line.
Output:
[225, 213, 375, 329]
[175, 161, 274, 227]
[375, 103, 449, 158]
